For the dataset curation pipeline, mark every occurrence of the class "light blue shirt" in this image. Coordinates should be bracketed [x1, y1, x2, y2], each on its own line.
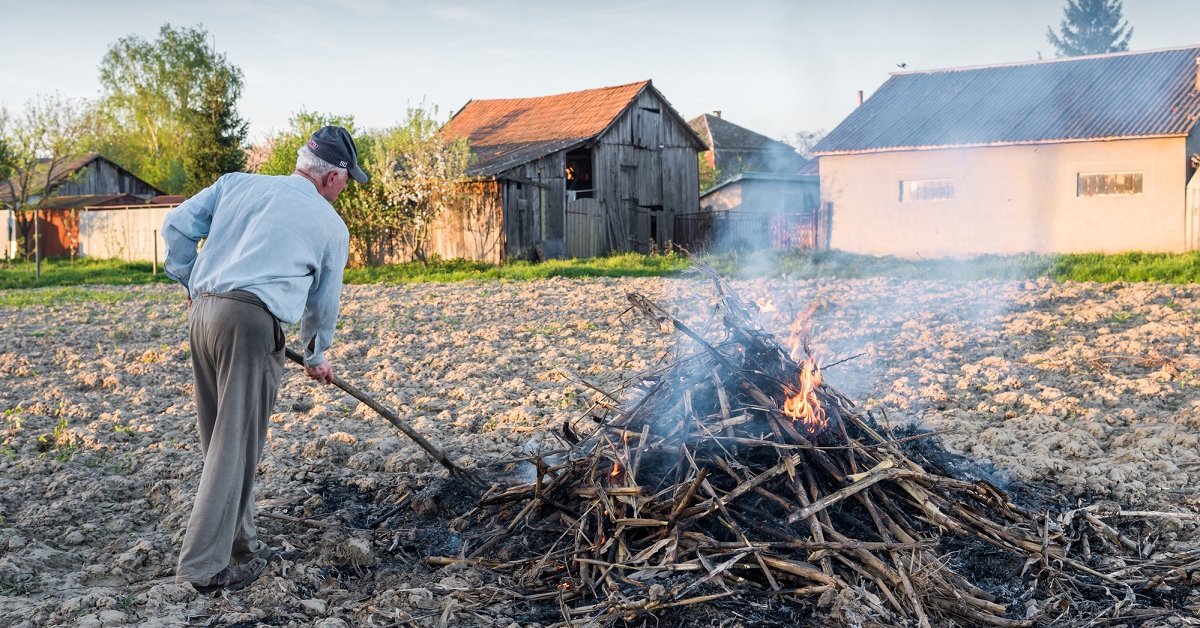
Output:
[162, 173, 349, 367]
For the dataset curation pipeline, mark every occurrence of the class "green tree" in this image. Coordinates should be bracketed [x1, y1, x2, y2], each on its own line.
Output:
[1046, 0, 1132, 57]
[96, 23, 247, 195]
[0, 108, 12, 182]
[698, 154, 722, 192]
[255, 110, 358, 176]
[0, 95, 90, 271]
[357, 106, 471, 265]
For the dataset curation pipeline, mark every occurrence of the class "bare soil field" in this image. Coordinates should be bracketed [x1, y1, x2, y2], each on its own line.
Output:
[0, 276, 1197, 626]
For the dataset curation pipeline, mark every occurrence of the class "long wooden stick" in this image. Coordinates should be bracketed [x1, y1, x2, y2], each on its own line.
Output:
[284, 347, 484, 488]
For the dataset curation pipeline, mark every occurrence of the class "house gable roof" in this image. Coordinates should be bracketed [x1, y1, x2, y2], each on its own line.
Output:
[443, 80, 704, 176]
[689, 114, 811, 174]
[814, 45, 1200, 156]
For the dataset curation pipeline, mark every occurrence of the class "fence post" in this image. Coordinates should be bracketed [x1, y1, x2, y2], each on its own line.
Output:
[153, 228, 158, 275]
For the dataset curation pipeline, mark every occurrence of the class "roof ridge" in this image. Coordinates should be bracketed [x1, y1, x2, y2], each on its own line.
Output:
[891, 44, 1200, 76]
[464, 80, 651, 104]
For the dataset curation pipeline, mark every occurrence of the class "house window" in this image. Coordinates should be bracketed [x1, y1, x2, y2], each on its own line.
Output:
[1077, 172, 1142, 196]
[899, 178, 954, 202]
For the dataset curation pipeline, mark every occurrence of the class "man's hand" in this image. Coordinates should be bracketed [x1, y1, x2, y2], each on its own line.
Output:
[304, 361, 334, 385]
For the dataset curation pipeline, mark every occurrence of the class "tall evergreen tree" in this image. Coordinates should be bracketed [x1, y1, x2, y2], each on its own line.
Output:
[1046, 0, 1133, 57]
[96, 24, 247, 195]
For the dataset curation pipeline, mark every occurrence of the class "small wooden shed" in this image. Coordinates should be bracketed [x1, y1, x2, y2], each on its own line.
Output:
[2, 153, 164, 258]
[439, 80, 706, 261]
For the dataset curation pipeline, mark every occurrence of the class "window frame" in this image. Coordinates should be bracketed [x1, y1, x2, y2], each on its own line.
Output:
[1076, 171, 1143, 197]
[898, 178, 956, 203]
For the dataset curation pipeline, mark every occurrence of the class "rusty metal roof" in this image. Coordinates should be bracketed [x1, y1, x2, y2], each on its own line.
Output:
[814, 46, 1200, 155]
[442, 80, 700, 176]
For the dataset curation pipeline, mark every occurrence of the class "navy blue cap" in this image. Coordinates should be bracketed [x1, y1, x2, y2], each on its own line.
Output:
[306, 126, 368, 183]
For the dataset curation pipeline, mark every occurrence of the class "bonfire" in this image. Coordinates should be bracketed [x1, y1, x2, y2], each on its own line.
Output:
[452, 265, 1198, 626]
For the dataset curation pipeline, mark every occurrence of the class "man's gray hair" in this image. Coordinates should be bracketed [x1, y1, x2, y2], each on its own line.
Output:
[296, 145, 348, 180]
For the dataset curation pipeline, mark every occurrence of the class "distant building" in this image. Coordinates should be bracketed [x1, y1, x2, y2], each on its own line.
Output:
[679, 114, 820, 252]
[701, 172, 820, 215]
[689, 113, 811, 181]
[437, 80, 706, 262]
[814, 46, 1200, 257]
[1, 153, 171, 259]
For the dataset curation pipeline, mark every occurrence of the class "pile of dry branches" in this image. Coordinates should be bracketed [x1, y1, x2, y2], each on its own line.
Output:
[453, 267, 1198, 626]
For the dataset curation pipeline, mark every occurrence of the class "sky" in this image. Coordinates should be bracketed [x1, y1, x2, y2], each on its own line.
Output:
[0, 0, 1196, 145]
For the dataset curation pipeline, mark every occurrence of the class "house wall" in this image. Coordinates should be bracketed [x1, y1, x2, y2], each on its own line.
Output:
[55, 159, 160, 198]
[1187, 123, 1200, 185]
[701, 179, 819, 214]
[701, 183, 741, 212]
[820, 137, 1188, 256]
[593, 89, 699, 252]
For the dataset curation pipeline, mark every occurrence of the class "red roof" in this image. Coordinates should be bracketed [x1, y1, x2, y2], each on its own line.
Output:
[443, 80, 650, 148]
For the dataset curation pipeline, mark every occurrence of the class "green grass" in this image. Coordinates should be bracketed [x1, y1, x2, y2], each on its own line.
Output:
[1049, 251, 1200, 283]
[0, 258, 172, 290]
[343, 252, 691, 283]
[7, 250, 1200, 292]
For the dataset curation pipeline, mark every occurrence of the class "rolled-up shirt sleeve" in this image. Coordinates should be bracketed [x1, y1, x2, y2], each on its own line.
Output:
[299, 235, 349, 367]
[162, 176, 223, 290]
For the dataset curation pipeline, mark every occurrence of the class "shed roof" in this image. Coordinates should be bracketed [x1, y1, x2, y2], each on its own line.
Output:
[814, 45, 1200, 156]
[700, 172, 818, 197]
[443, 80, 703, 176]
[37, 194, 145, 210]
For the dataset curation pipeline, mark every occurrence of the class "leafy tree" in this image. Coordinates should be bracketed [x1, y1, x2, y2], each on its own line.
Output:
[1046, 0, 1132, 57]
[0, 95, 91, 269]
[255, 110, 358, 176]
[358, 106, 471, 265]
[0, 107, 12, 182]
[96, 23, 247, 195]
[698, 154, 722, 192]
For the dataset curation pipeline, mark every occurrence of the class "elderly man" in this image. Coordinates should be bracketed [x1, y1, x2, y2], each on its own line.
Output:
[162, 126, 367, 593]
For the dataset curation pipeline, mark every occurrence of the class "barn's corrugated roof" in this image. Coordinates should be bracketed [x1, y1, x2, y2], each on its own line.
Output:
[442, 80, 703, 176]
[814, 45, 1200, 155]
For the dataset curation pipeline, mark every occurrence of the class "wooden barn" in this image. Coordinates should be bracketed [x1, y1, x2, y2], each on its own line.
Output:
[437, 80, 706, 261]
[2, 153, 164, 258]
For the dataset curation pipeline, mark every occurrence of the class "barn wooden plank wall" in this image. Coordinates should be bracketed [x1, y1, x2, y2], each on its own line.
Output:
[592, 89, 699, 253]
[433, 83, 702, 262]
[55, 160, 160, 198]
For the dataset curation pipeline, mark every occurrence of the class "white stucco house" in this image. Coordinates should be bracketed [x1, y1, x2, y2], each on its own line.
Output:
[813, 46, 1200, 257]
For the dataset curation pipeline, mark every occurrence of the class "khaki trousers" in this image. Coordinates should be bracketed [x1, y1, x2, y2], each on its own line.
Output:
[175, 291, 285, 584]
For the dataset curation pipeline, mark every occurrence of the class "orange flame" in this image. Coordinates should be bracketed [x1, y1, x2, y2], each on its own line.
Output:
[782, 358, 827, 431]
[610, 461, 623, 481]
